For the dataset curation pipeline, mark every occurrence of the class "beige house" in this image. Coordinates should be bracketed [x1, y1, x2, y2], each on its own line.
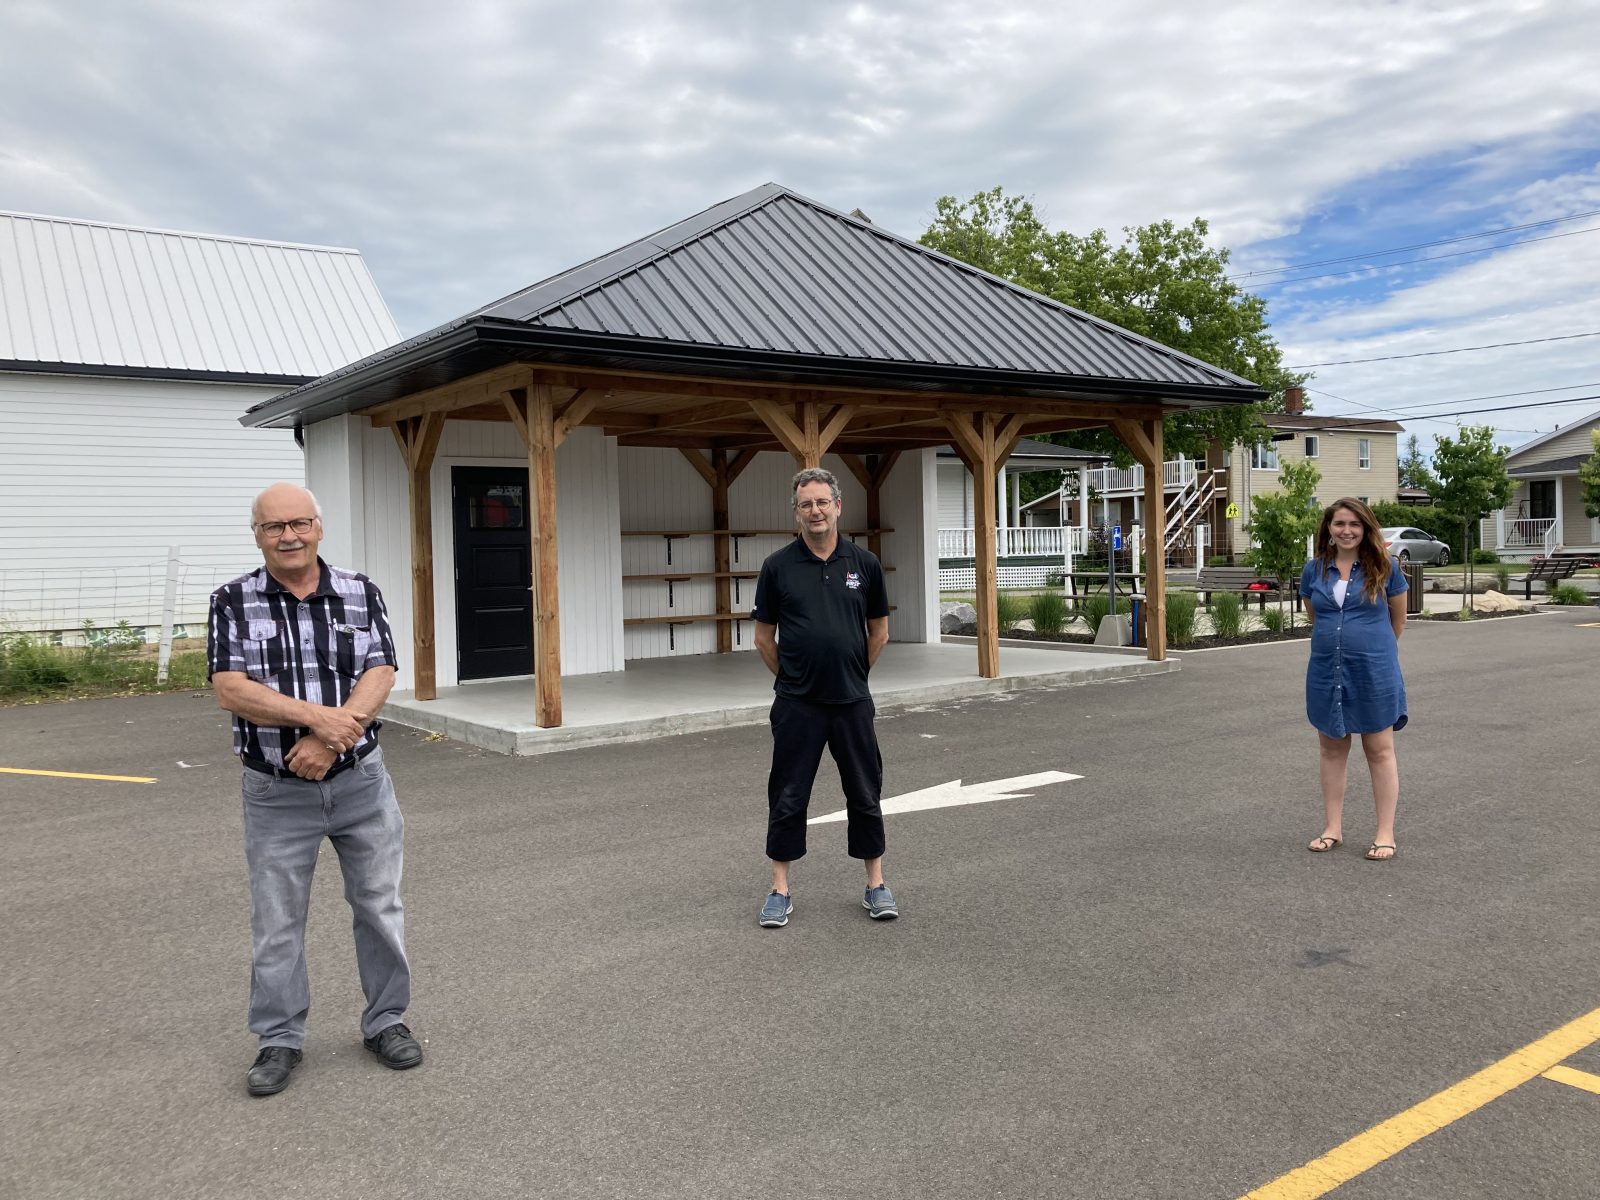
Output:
[1482, 409, 1600, 561]
[1086, 390, 1402, 564]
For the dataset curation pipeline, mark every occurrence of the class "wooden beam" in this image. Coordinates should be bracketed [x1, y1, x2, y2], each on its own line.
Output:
[725, 449, 759, 485]
[500, 389, 530, 447]
[677, 447, 718, 490]
[393, 411, 444, 701]
[365, 364, 534, 426]
[1112, 418, 1160, 470]
[870, 450, 902, 491]
[747, 397, 808, 462]
[836, 452, 874, 494]
[525, 384, 563, 727]
[553, 389, 597, 446]
[818, 403, 857, 455]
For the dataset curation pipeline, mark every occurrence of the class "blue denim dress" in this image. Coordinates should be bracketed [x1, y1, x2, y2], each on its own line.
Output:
[1298, 557, 1408, 738]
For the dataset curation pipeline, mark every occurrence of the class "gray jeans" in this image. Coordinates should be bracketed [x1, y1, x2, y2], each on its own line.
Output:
[241, 746, 410, 1048]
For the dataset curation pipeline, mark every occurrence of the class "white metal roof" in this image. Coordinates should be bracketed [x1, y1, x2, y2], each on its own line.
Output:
[0, 211, 401, 378]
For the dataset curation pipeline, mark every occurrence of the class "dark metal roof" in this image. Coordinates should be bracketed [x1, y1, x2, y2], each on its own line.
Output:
[936, 437, 1108, 464]
[244, 183, 1266, 429]
[1509, 453, 1588, 476]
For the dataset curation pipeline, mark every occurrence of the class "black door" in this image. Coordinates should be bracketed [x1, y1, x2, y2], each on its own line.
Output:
[453, 466, 534, 680]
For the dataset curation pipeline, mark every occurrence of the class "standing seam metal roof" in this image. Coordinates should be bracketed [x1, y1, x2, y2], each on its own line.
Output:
[487, 185, 1252, 390]
[0, 211, 402, 377]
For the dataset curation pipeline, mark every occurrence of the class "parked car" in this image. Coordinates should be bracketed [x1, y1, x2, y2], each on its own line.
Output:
[1381, 527, 1451, 565]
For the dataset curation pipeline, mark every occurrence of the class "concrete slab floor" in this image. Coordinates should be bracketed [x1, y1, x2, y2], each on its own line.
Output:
[381, 640, 1175, 757]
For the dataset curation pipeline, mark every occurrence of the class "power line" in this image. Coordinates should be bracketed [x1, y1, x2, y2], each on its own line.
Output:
[1320, 380, 1600, 416]
[1228, 206, 1600, 280]
[1309, 388, 1600, 423]
[1287, 329, 1600, 368]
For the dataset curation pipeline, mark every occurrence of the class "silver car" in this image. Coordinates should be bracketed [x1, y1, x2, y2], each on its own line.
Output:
[1381, 526, 1451, 565]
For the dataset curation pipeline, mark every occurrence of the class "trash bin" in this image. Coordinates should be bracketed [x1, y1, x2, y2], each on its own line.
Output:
[1130, 593, 1145, 646]
[1404, 561, 1425, 614]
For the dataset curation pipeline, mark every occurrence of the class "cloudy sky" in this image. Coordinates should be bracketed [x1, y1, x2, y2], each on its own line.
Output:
[4, 0, 1599, 452]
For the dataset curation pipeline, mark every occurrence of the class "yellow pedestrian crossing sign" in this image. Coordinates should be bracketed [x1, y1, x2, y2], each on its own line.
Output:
[1225, 502, 1240, 518]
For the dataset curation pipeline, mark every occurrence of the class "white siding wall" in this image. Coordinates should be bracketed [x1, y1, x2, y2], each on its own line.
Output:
[882, 448, 938, 643]
[307, 417, 623, 692]
[936, 459, 970, 528]
[0, 371, 303, 636]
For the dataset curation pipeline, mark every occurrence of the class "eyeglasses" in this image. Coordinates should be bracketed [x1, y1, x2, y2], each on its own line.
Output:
[793, 499, 835, 513]
[254, 517, 319, 537]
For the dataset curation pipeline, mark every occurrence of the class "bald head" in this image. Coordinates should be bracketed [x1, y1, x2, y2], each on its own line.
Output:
[252, 483, 321, 526]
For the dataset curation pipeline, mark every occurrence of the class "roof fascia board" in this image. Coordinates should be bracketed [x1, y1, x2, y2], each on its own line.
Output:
[243, 320, 1265, 428]
[2, 360, 313, 388]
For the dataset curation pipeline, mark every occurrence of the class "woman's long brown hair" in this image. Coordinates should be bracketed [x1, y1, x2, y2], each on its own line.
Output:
[1314, 497, 1391, 604]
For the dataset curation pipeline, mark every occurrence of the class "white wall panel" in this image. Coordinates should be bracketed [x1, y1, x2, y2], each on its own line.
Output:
[0, 372, 303, 635]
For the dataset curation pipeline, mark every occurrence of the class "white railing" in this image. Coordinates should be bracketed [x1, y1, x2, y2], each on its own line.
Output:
[1500, 516, 1557, 550]
[937, 526, 1094, 558]
[1084, 459, 1198, 495]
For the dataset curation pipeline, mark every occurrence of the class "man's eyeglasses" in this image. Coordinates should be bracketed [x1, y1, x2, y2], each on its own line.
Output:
[254, 517, 319, 537]
[793, 499, 834, 513]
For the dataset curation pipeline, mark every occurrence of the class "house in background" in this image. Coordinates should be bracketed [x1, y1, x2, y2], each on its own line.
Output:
[936, 438, 1109, 588]
[1483, 409, 1600, 561]
[1085, 387, 1403, 564]
[0, 211, 400, 637]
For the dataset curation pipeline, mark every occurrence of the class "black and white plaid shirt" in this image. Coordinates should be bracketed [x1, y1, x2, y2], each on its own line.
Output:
[207, 559, 398, 767]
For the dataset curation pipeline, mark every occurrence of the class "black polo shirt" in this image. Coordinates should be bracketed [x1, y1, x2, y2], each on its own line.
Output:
[752, 537, 889, 703]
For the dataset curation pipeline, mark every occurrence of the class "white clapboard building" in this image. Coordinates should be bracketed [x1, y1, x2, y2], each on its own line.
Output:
[0, 211, 400, 639]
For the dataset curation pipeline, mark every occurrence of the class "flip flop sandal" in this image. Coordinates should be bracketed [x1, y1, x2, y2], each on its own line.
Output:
[1307, 836, 1342, 853]
[1365, 843, 1397, 861]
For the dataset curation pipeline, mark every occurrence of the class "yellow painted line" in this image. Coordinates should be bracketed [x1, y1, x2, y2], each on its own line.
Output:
[1241, 1006, 1600, 1199]
[0, 766, 157, 784]
[1543, 1064, 1600, 1095]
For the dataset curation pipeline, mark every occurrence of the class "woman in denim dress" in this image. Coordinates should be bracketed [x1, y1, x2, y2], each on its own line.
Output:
[1298, 498, 1408, 861]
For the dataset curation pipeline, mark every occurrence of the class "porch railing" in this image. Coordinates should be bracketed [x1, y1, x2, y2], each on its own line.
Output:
[1083, 459, 1197, 495]
[938, 526, 1094, 558]
[1500, 516, 1557, 551]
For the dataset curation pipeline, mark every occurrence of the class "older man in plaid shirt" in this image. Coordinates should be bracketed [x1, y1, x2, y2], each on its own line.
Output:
[208, 482, 422, 1097]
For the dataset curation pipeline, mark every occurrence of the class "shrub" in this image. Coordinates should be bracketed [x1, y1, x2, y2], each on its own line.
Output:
[1471, 548, 1499, 565]
[1260, 605, 1286, 633]
[1457, 606, 1473, 621]
[1044, 570, 1065, 588]
[1210, 591, 1244, 640]
[994, 590, 1029, 631]
[1165, 592, 1198, 645]
[1493, 564, 1512, 592]
[1029, 591, 1069, 635]
[1080, 590, 1116, 635]
[1548, 584, 1590, 606]
[0, 629, 207, 700]
[1206, 554, 1230, 567]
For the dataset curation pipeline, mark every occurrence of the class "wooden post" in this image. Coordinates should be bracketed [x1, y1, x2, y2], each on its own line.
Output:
[1114, 416, 1167, 661]
[391, 413, 444, 700]
[943, 412, 1001, 678]
[527, 384, 562, 727]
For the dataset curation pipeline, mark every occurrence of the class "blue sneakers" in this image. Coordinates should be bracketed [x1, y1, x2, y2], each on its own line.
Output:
[759, 890, 793, 928]
[863, 884, 899, 920]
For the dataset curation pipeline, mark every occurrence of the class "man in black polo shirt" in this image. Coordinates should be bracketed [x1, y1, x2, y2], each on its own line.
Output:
[208, 482, 422, 1096]
[753, 467, 895, 927]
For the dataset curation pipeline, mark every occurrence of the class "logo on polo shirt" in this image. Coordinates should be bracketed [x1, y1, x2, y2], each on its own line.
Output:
[844, 571, 862, 590]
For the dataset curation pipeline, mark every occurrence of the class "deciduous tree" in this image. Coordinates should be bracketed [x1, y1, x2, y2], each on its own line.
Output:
[920, 187, 1306, 463]
[1432, 425, 1514, 607]
[1244, 458, 1322, 628]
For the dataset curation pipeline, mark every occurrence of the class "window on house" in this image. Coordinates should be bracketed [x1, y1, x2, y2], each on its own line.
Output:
[1357, 438, 1371, 469]
[1529, 480, 1555, 520]
[1251, 443, 1278, 470]
[1304, 435, 1319, 458]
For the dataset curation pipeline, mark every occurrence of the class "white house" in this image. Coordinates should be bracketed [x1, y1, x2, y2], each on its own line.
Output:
[1484, 410, 1600, 560]
[0, 211, 400, 638]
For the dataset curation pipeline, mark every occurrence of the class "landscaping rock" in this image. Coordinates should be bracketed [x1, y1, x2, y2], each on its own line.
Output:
[939, 602, 976, 633]
[1477, 589, 1524, 613]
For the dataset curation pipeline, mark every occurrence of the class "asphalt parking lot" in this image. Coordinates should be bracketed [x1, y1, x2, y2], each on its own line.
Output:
[3, 606, 1598, 1199]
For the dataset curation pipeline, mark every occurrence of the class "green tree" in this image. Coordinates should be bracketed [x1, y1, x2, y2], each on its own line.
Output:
[920, 187, 1307, 461]
[1399, 433, 1439, 493]
[1578, 429, 1600, 520]
[1432, 425, 1515, 606]
[1244, 458, 1322, 627]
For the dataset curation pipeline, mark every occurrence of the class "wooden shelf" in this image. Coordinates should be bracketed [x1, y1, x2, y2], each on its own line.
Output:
[621, 571, 760, 582]
[621, 528, 893, 537]
[624, 613, 751, 626]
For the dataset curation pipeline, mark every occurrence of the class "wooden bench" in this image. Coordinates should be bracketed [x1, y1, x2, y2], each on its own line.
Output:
[1196, 565, 1297, 611]
[1520, 554, 1585, 599]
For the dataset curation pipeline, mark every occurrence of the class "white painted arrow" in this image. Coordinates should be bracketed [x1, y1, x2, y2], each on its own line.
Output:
[808, 770, 1080, 824]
